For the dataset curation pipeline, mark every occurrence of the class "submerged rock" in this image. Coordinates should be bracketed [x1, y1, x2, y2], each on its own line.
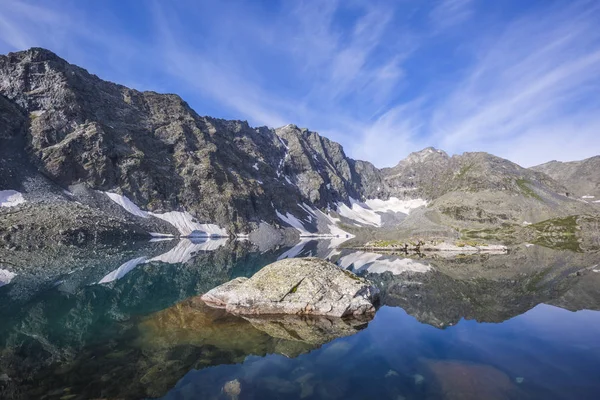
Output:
[425, 359, 518, 400]
[202, 257, 379, 317]
[223, 379, 241, 400]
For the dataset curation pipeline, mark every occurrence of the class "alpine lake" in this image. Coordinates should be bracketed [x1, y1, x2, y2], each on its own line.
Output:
[1, 238, 599, 400]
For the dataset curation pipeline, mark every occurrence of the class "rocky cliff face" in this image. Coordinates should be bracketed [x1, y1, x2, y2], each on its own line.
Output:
[0, 48, 597, 241]
[531, 156, 600, 200]
[0, 48, 380, 235]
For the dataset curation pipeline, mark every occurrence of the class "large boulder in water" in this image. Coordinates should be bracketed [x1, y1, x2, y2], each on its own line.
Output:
[201, 257, 379, 317]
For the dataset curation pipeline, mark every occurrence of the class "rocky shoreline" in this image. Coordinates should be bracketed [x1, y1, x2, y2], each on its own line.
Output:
[348, 239, 508, 255]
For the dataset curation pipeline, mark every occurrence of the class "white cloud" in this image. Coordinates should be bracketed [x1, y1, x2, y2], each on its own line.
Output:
[0, 0, 66, 50]
[0, 0, 598, 169]
[430, 1, 600, 165]
[349, 100, 429, 165]
[429, 0, 475, 31]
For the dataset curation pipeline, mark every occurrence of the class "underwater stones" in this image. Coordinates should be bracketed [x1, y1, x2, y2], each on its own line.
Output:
[425, 359, 518, 400]
[386, 369, 399, 378]
[259, 376, 296, 394]
[201, 257, 379, 317]
[413, 374, 425, 385]
[223, 379, 241, 400]
[295, 372, 316, 398]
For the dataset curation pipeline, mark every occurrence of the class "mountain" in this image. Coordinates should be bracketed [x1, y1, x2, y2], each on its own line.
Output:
[379, 148, 591, 237]
[531, 156, 600, 201]
[0, 48, 597, 244]
[0, 48, 382, 238]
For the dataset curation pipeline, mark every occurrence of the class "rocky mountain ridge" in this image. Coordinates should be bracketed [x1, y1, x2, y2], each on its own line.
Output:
[0, 48, 389, 238]
[531, 156, 600, 201]
[0, 48, 597, 242]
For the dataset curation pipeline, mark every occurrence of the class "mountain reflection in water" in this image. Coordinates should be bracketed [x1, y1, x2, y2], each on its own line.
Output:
[0, 239, 599, 399]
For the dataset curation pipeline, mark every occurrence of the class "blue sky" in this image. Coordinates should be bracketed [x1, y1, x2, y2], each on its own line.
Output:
[1, 0, 599, 167]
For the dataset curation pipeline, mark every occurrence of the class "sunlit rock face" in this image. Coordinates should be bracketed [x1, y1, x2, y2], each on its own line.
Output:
[0, 48, 385, 237]
[202, 257, 380, 317]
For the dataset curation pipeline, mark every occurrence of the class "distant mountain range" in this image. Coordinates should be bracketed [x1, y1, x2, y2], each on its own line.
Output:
[0, 48, 598, 244]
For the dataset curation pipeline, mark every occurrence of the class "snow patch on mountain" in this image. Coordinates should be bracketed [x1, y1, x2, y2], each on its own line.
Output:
[104, 192, 149, 218]
[365, 197, 428, 214]
[276, 209, 312, 235]
[276, 203, 354, 239]
[104, 192, 227, 237]
[336, 197, 427, 227]
[149, 211, 227, 237]
[275, 136, 290, 178]
[337, 197, 381, 226]
[0, 190, 25, 207]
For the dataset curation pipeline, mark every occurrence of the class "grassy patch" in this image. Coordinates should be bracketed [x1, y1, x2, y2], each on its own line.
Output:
[456, 163, 474, 179]
[525, 266, 553, 292]
[516, 178, 542, 201]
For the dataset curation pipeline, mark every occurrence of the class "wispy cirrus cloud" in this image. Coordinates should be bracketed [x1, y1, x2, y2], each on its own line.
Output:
[429, 0, 475, 31]
[0, 0, 599, 168]
[149, 0, 415, 142]
[0, 0, 66, 50]
[430, 1, 600, 166]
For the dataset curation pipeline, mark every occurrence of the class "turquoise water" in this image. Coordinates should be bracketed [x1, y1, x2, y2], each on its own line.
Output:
[0, 240, 599, 399]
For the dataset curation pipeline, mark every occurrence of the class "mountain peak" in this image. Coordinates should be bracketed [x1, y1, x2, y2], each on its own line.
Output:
[5, 47, 65, 64]
[403, 147, 449, 164]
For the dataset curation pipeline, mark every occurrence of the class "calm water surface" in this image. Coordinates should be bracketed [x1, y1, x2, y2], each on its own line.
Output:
[0, 239, 599, 399]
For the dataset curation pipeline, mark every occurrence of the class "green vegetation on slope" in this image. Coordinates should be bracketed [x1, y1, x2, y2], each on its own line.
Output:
[455, 163, 474, 179]
[516, 178, 542, 201]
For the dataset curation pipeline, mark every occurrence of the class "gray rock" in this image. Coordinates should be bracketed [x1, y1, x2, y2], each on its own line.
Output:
[531, 156, 600, 199]
[222, 379, 241, 400]
[202, 257, 379, 317]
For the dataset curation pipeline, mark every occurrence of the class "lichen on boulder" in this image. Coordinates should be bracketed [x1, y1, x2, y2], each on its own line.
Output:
[201, 257, 379, 317]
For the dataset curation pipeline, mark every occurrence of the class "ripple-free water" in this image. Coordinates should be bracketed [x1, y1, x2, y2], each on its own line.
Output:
[0, 240, 599, 399]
